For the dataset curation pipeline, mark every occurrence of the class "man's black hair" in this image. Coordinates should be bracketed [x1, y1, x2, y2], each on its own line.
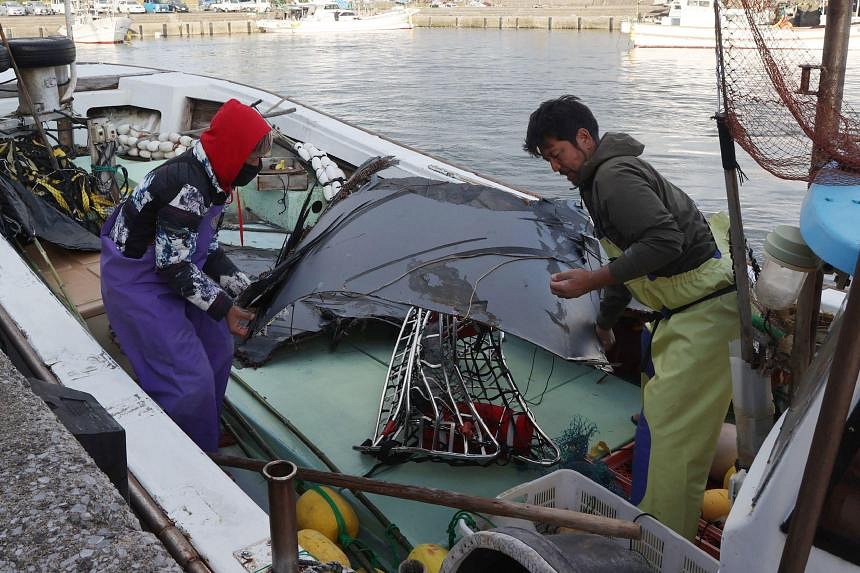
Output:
[523, 95, 600, 157]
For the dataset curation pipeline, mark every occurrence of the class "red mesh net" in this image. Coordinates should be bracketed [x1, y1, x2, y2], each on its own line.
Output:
[716, 0, 860, 182]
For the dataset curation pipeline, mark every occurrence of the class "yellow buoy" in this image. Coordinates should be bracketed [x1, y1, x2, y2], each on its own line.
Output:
[296, 486, 359, 542]
[723, 464, 737, 490]
[701, 488, 732, 522]
[298, 529, 351, 567]
[406, 544, 448, 573]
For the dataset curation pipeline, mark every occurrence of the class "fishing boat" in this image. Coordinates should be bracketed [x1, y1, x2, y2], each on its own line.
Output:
[56, 1, 133, 43]
[0, 49, 653, 570]
[621, 0, 860, 49]
[257, 2, 417, 33]
[1, 0, 859, 567]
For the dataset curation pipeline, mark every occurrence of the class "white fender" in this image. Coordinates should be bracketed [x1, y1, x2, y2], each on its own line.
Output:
[323, 184, 337, 201]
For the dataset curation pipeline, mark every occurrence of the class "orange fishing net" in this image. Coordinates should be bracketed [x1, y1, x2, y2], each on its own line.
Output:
[716, 0, 860, 181]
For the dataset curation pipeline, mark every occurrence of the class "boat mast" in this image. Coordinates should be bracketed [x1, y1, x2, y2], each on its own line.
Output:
[777, 1, 855, 571]
[811, 0, 852, 172]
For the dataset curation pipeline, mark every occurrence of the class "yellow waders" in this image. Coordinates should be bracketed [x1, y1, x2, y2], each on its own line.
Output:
[601, 213, 739, 539]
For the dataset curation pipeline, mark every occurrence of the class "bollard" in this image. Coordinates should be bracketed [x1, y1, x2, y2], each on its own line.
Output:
[577, 16, 582, 30]
[162, 23, 167, 37]
[138, 24, 143, 37]
[209, 22, 213, 36]
[186, 23, 190, 35]
[498, 16, 502, 29]
[247, 20, 252, 33]
[263, 460, 299, 573]
[609, 16, 614, 31]
[228, 21, 232, 35]
[548, 16, 552, 30]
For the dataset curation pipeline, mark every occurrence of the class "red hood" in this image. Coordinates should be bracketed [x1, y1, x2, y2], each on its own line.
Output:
[200, 99, 272, 191]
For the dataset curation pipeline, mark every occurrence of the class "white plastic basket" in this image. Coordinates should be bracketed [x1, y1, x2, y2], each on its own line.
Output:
[490, 469, 719, 573]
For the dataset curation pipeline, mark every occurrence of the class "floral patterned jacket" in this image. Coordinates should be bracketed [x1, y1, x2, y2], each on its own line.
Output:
[107, 142, 250, 320]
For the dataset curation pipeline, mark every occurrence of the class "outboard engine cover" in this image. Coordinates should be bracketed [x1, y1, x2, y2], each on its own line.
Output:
[441, 527, 651, 573]
[7, 37, 75, 115]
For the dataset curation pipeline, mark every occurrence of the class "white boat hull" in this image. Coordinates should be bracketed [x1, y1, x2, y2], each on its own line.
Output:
[258, 9, 415, 33]
[58, 16, 132, 44]
[626, 21, 860, 50]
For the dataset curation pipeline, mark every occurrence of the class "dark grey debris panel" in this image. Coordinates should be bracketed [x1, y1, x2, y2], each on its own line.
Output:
[240, 178, 605, 365]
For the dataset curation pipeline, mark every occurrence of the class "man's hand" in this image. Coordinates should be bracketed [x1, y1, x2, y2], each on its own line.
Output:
[595, 324, 616, 352]
[227, 305, 255, 337]
[550, 268, 596, 299]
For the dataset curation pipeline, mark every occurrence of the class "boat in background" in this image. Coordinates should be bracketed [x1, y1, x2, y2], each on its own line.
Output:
[257, 1, 417, 33]
[57, 3, 133, 43]
[621, 0, 860, 49]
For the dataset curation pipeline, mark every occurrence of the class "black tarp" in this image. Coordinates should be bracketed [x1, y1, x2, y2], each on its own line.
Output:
[0, 174, 101, 251]
[239, 177, 606, 365]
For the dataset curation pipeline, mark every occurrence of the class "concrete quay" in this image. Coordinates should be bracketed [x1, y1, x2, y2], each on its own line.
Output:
[0, 4, 640, 39]
[0, 350, 182, 572]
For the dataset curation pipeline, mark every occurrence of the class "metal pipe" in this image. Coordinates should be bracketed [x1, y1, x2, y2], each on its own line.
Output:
[129, 473, 212, 573]
[778, 254, 860, 573]
[213, 453, 643, 540]
[263, 460, 300, 573]
[229, 371, 414, 554]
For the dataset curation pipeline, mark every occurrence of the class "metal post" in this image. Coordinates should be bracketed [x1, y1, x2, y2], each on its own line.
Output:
[0, 24, 59, 172]
[263, 460, 299, 573]
[716, 114, 755, 363]
[811, 0, 852, 172]
[778, 255, 860, 573]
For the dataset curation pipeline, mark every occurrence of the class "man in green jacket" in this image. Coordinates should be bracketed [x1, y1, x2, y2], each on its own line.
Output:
[525, 95, 739, 539]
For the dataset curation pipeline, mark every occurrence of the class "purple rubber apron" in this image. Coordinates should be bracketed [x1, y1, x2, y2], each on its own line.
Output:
[100, 205, 233, 452]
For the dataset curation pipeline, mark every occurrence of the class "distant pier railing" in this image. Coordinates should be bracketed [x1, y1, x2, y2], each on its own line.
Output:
[0, 8, 631, 40]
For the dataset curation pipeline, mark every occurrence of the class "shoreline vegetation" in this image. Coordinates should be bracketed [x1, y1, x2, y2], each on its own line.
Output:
[2, 3, 644, 38]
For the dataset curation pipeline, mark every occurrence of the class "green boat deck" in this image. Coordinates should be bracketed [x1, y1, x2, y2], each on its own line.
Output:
[225, 320, 641, 552]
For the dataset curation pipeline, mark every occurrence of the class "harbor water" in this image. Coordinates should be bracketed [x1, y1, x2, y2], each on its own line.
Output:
[77, 29, 859, 249]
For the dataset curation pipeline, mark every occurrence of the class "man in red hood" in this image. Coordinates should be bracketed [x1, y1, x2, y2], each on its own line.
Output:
[100, 99, 272, 452]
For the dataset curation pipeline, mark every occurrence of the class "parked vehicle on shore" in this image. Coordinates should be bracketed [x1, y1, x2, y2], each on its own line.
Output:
[143, 0, 172, 11]
[239, 0, 269, 11]
[212, 0, 243, 11]
[116, 0, 145, 12]
[24, 1, 52, 14]
[93, 0, 115, 13]
[0, 1, 26, 15]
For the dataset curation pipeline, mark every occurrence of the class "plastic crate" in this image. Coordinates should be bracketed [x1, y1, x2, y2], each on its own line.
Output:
[495, 469, 719, 573]
[602, 445, 723, 560]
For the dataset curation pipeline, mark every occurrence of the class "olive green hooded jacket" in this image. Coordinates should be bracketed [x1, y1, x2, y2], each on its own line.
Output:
[577, 132, 717, 329]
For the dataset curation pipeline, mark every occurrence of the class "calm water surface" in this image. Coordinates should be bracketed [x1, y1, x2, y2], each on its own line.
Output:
[77, 29, 859, 248]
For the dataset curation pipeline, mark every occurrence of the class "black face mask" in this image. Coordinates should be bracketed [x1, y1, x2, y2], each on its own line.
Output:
[233, 159, 262, 187]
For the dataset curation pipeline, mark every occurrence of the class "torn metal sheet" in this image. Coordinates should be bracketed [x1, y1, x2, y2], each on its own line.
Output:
[240, 177, 605, 365]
